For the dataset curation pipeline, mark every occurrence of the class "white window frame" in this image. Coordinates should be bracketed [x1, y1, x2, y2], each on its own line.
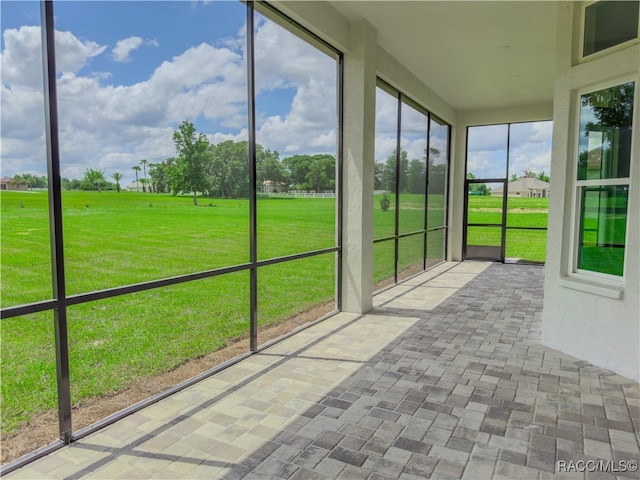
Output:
[568, 78, 636, 288]
[579, 0, 640, 62]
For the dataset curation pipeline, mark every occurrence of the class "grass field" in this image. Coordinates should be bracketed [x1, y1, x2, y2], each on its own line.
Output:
[372, 193, 447, 284]
[1, 190, 336, 435]
[466, 195, 549, 262]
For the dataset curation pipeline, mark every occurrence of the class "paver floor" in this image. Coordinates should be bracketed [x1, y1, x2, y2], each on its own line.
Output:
[5, 262, 639, 479]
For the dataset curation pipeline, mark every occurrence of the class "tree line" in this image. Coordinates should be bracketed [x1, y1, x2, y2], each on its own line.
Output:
[8, 121, 337, 203]
[164, 120, 336, 205]
[374, 147, 446, 195]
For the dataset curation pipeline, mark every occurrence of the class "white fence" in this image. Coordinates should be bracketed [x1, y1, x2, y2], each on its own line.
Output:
[261, 192, 336, 199]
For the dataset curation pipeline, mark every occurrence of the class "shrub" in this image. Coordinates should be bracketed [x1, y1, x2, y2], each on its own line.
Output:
[380, 193, 391, 212]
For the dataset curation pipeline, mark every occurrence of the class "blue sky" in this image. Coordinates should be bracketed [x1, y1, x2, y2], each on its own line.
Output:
[1, 0, 337, 183]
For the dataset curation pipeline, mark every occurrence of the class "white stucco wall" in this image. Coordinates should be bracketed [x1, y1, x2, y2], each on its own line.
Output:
[543, 2, 640, 381]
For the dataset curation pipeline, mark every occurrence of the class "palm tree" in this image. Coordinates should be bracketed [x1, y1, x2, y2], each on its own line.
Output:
[110, 172, 124, 193]
[132, 165, 141, 192]
[140, 159, 148, 193]
[83, 168, 106, 193]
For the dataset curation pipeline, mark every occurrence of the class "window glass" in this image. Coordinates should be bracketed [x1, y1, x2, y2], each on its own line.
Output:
[0, 1, 52, 308]
[428, 118, 449, 229]
[51, 1, 250, 295]
[426, 229, 445, 268]
[1, 313, 58, 456]
[373, 240, 395, 290]
[374, 87, 398, 239]
[67, 272, 250, 432]
[578, 82, 634, 180]
[398, 235, 424, 282]
[584, 0, 639, 57]
[255, 12, 338, 260]
[257, 254, 335, 347]
[466, 124, 509, 180]
[578, 186, 628, 276]
[374, 83, 450, 286]
[398, 102, 428, 235]
[575, 81, 633, 277]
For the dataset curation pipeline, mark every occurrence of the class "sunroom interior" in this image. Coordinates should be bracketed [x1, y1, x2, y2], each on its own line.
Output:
[0, 0, 638, 474]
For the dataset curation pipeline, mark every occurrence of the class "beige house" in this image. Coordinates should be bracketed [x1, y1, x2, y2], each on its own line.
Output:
[0, 176, 28, 191]
[262, 180, 286, 193]
[491, 177, 550, 198]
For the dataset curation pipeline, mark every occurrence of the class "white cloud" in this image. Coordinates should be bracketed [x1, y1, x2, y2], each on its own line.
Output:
[466, 122, 552, 179]
[210, 129, 248, 145]
[254, 17, 333, 93]
[112, 36, 143, 62]
[401, 136, 427, 163]
[375, 88, 399, 138]
[252, 17, 338, 157]
[375, 136, 397, 163]
[56, 29, 106, 74]
[1, 12, 341, 183]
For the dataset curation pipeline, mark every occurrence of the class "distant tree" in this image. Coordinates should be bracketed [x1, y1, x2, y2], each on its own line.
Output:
[426, 147, 446, 194]
[82, 168, 106, 192]
[583, 82, 634, 130]
[110, 172, 124, 192]
[172, 120, 211, 205]
[427, 163, 447, 194]
[382, 149, 409, 193]
[132, 165, 141, 192]
[282, 154, 313, 190]
[537, 171, 550, 183]
[510, 173, 518, 182]
[140, 178, 149, 193]
[407, 159, 426, 194]
[523, 168, 538, 178]
[466, 172, 489, 196]
[62, 177, 81, 190]
[305, 154, 335, 193]
[280, 153, 334, 192]
[149, 159, 174, 193]
[205, 140, 249, 198]
[140, 159, 148, 192]
[380, 193, 391, 212]
[257, 147, 286, 191]
[374, 162, 384, 190]
[12, 173, 47, 188]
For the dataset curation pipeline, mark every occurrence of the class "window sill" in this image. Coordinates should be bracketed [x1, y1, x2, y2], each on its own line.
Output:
[558, 276, 624, 300]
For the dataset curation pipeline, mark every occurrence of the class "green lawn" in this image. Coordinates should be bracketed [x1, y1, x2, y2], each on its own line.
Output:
[1, 190, 336, 434]
[466, 195, 549, 262]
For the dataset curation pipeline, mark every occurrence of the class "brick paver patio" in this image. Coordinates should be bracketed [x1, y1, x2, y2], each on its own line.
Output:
[5, 262, 639, 479]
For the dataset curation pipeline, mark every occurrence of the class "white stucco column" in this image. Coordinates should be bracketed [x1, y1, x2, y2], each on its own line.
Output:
[341, 19, 377, 313]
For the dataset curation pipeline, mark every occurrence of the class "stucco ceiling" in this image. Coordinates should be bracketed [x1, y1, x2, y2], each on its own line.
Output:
[328, 1, 558, 112]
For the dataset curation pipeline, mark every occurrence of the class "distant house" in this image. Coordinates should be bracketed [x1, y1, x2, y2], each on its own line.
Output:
[262, 180, 286, 193]
[491, 177, 550, 198]
[127, 181, 144, 192]
[0, 176, 28, 191]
